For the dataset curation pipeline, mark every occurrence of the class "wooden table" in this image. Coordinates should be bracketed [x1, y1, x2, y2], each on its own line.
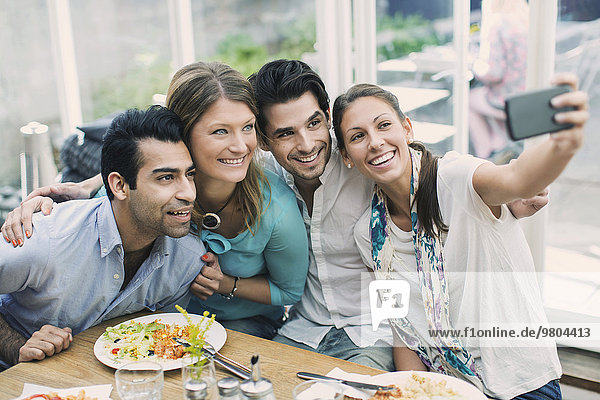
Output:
[0, 312, 384, 399]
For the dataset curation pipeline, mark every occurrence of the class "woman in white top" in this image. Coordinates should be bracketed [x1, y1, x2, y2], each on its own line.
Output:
[331, 74, 588, 399]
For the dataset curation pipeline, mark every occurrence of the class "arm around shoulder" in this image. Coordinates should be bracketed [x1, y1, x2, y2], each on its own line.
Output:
[1, 174, 103, 244]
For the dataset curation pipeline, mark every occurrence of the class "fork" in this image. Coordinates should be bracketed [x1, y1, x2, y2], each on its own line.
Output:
[203, 342, 251, 374]
[172, 338, 251, 374]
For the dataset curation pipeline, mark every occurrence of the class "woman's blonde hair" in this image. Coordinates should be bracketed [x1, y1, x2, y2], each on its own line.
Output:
[166, 61, 267, 235]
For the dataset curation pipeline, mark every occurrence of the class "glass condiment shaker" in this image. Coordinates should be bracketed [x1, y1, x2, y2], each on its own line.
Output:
[184, 379, 208, 400]
[218, 376, 243, 399]
[239, 355, 276, 399]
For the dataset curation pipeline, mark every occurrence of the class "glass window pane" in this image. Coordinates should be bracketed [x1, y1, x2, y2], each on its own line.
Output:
[467, 0, 529, 164]
[0, 0, 60, 215]
[544, 1, 600, 321]
[191, 0, 316, 78]
[70, 0, 172, 121]
[375, 0, 455, 156]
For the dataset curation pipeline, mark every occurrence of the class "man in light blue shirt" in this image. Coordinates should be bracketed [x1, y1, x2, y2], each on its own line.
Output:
[0, 106, 205, 367]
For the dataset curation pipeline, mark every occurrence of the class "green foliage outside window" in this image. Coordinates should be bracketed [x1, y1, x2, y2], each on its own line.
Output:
[376, 12, 442, 62]
[212, 34, 269, 78]
[89, 16, 317, 116]
[90, 57, 171, 120]
[89, 13, 440, 119]
[274, 15, 317, 60]
[212, 15, 316, 78]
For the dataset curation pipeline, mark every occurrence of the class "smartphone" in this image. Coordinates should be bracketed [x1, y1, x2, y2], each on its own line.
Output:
[504, 85, 575, 141]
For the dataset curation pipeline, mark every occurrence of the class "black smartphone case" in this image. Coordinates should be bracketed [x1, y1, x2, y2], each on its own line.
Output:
[504, 85, 575, 141]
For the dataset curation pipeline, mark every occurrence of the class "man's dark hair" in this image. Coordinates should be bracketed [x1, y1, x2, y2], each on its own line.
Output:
[101, 105, 184, 199]
[249, 59, 330, 143]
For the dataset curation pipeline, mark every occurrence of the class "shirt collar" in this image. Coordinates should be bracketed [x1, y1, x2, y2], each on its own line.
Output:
[152, 235, 169, 257]
[319, 145, 341, 185]
[97, 197, 123, 258]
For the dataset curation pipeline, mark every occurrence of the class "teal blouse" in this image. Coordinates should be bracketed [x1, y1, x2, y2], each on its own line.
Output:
[189, 170, 309, 321]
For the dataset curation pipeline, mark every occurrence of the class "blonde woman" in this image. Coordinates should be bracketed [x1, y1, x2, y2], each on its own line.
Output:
[166, 62, 308, 338]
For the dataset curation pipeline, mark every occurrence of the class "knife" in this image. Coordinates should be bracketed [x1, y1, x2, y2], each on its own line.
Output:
[297, 372, 395, 391]
[213, 355, 251, 380]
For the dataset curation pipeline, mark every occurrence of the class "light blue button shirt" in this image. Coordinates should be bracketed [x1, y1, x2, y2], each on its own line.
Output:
[0, 197, 206, 339]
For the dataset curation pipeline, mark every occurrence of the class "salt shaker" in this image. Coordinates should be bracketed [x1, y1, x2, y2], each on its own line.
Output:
[239, 354, 276, 399]
[217, 376, 243, 400]
[184, 379, 208, 399]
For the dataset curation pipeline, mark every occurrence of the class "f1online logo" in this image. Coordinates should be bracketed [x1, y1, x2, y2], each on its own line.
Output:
[369, 280, 410, 331]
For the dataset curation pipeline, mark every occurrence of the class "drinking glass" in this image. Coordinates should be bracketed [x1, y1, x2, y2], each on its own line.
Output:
[182, 356, 218, 399]
[115, 361, 163, 400]
[292, 380, 345, 400]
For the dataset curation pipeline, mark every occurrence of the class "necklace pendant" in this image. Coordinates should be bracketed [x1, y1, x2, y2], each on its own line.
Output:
[201, 212, 221, 230]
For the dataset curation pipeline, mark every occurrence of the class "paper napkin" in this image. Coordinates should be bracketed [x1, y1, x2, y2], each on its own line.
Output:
[16, 383, 113, 400]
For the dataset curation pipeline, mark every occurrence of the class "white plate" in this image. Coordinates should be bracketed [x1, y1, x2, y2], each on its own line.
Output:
[93, 313, 227, 371]
[370, 371, 487, 400]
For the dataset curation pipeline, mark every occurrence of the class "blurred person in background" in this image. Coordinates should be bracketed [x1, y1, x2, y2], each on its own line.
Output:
[469, 0, 529, 162]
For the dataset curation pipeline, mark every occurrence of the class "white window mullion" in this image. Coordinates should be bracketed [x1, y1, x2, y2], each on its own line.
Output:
[337, 0, 354, 93]
[315, 0, 353, 100]
[526, 0, 557, 90]
[353, 0, 376, 84]
[47, 0, 82, 138]
[452, 0, 470, 154]
[167, 0, 195, 71]
[520, 0, 558, 272]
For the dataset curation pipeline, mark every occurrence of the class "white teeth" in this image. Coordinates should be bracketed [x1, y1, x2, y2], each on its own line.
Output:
[370, 152, 394, 166]
[171, 211, 190, 216]
[219, 157, 244, 165]
[297, 152, 318, 163]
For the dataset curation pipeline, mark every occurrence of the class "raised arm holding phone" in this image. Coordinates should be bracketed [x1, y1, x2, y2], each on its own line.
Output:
[332, 72, 587, 398]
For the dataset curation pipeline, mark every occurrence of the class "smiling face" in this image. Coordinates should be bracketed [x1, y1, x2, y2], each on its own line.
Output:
[126, 139, 196, 240]
[339, 96, 414, 187]
[262, 92, 331, 185]
[188, 97, 257, 186]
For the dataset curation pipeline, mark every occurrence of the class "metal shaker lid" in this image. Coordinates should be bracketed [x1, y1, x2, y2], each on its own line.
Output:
[218, 376, 241, 396]
[183, 379, 208, 399]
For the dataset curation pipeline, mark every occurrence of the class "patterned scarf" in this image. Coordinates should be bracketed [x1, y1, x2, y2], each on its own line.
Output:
[370, 147, 483, 389]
